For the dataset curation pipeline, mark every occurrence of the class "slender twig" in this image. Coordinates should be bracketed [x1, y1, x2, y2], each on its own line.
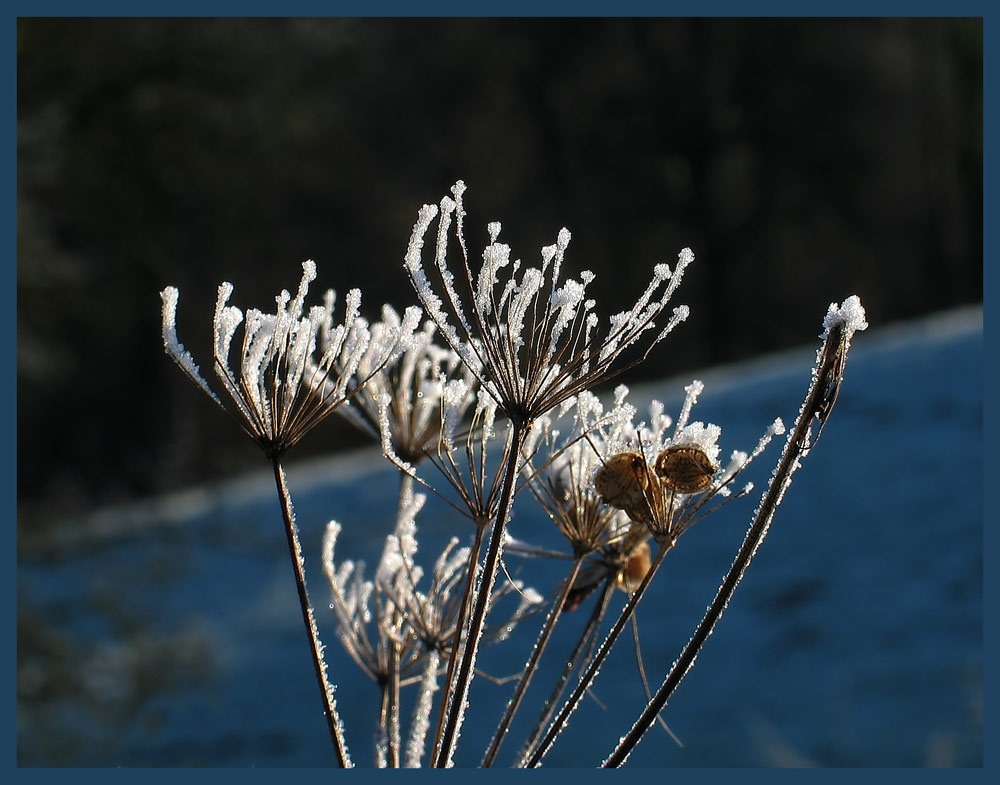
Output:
[376, 677, 391, 767]
[630, 609, 683, 746]
[526, 538, 673, 767]
[271, 458, 351, 767]
[602, 320, 853, 767]
[516, 573, 617, 767]
[385, 643, 402, 767]
[481, 554, 586, 766]
[433, 423, 529, 767]
[429, 522, 487, 763]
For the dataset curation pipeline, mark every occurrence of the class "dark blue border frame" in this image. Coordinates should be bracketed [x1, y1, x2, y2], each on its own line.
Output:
[8, 3, 991, 780]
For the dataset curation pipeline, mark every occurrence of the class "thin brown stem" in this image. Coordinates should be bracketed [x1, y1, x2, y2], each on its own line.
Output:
[526, 539, 672, 768]
[429, 522, 486, 764]
[271, 458, 351, 767]
[515, 573, 617, 767]
[432, 423, 529, 767]
[481, 555, 586, 767]
[386, 643, 402, 767]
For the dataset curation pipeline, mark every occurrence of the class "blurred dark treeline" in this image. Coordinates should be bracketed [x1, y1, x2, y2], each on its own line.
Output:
[16, 18, 982, 523]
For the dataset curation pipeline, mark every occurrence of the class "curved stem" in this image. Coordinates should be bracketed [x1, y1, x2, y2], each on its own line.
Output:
[526, 540, 671, 768]
[433, 424, 529, 767]
[272, 458, 351, 767]
[602, 321, 851, 767]
[481, 555, 585, 766]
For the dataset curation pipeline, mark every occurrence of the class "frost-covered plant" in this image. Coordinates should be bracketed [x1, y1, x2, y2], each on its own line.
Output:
[160, 261, 422, 767]
[159, 182, 867, 769]
[603, 295, 868, 767]
[401, 181, 695, 766]
[322, 487, 542, 767]
[517, 382, 784, 768]
[404, 181, 693, 427]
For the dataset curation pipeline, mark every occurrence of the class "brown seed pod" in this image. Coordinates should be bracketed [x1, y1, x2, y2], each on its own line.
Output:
[616, 541, 652, 594]
[654, 444, 717, 494]
[622, 479, 667, 526]
[594, 451, 651, 513]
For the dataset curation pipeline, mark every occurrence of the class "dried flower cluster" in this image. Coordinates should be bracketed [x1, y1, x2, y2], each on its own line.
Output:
[161, 260, 421, 459]
[159, 181, 867, 768]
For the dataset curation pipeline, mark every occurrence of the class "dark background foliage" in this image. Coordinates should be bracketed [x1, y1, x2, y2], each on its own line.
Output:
[16, 18, 982, 524]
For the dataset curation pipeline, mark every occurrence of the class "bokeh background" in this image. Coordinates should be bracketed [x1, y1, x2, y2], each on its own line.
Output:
[17, 17, 981, 523]
[17, 17, 982, 768]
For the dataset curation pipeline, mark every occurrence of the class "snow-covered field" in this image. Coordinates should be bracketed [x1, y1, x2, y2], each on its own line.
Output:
[18, 305, 982, 767]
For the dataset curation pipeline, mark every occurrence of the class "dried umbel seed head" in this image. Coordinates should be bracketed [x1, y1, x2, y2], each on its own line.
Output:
[616, 541, 652, 594]
[623, 478, 667, 526]
[594, 451, 651, 513]
[654, 444, 718, 494]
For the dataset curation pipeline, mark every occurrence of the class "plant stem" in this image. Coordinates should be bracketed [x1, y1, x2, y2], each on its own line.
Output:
[481, 554, 585, 766]
[272, 458, 351, 768]
[526, 539, 671, 768]
[516, 575, 616, 768]
[376, 681, 391, 768]
[405, 648, 441, 767]
[429, 521, 485, 764]
[432, 424, 528, 767]
[381, 643, 401, 767]
[601, 321, 851, 767]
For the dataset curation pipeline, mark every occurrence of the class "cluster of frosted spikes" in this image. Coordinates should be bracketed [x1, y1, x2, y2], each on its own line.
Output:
[403, 180, 693, 427]
[160, 259, 422, 460]
[322, 487, 542, 768]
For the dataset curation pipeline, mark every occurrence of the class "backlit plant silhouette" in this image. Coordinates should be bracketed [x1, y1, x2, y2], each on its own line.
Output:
[160, 181, 867, 767]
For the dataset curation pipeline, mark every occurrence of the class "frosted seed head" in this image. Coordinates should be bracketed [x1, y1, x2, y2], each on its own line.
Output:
[594, 451, 651, 511]
[617, 541, 652, 593]
[655, 444, 718, 494]
[672, 421, 722, 464]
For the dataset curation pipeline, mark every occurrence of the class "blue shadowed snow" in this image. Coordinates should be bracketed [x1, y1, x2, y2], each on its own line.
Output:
[17, 306, 982, 767]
